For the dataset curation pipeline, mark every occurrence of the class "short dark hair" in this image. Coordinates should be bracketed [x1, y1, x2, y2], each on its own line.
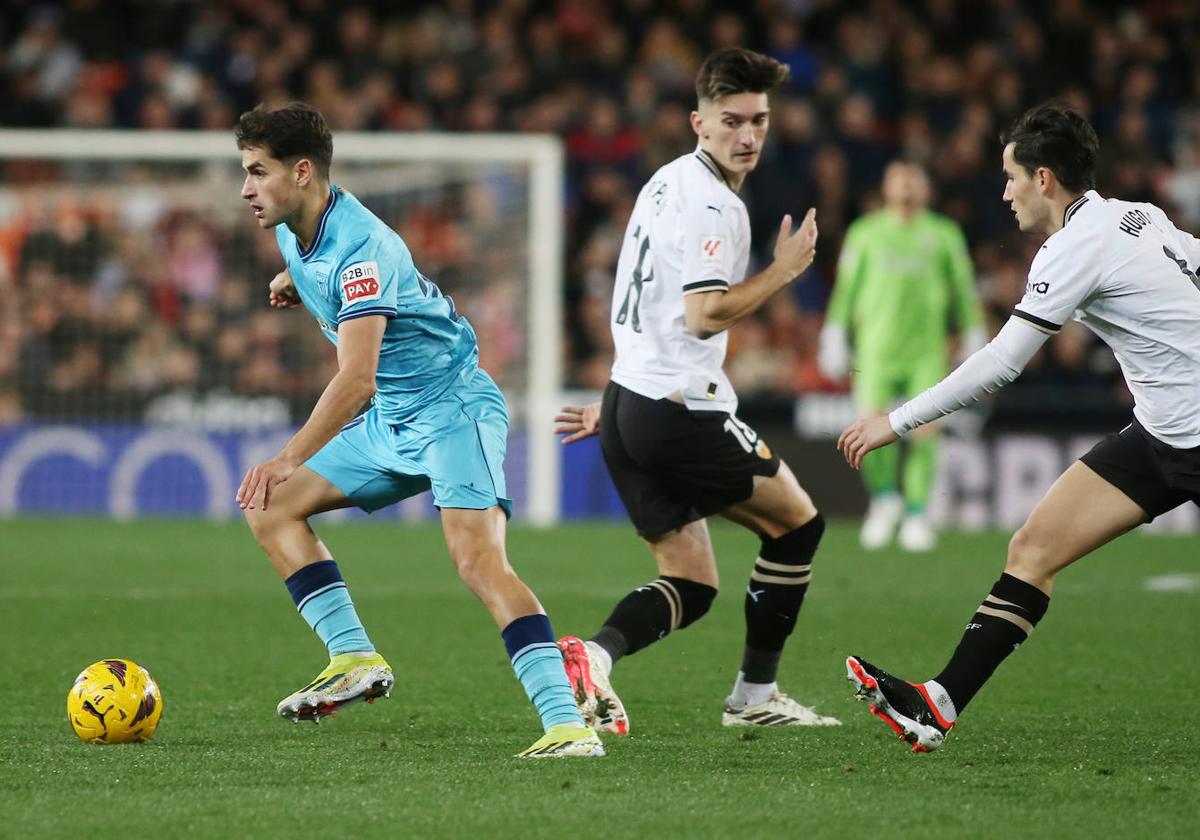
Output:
[234, 102, 333, 179]
[695, 48, 790, 104]
[1001, 102, 1098, 193]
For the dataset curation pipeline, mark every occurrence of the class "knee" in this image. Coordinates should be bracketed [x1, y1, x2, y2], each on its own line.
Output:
[660, 576, 718, 629]
[1006, 525, 1055, 578]
[243, 505, 285, 547]
[794, 496, 819, 526]
[451, 543, 508, 593]
[760, 512, 825, 566]
[758, 491, 819, 540]
[779, 488, 819, 529]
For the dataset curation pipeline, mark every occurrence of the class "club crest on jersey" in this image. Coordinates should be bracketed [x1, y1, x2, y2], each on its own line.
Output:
[700, 236, 724, 269]
[340, 261, 381, 303]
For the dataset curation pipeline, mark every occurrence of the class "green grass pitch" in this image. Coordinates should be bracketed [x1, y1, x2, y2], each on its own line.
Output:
[1, 517, 1197, 838]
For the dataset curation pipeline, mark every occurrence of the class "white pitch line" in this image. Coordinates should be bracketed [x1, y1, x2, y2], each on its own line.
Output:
[1143, 573, 1200, 592]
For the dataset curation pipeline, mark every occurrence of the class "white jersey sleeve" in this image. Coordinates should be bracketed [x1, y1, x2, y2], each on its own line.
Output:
[889, 317, 1049, 435]
[1012, 196, 1103, 334]
[679, 200, 740, 295]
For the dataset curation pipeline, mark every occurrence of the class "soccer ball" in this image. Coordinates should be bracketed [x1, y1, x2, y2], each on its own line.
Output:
[66, 659, 163, 744]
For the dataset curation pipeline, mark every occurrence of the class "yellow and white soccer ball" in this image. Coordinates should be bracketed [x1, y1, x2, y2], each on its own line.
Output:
[67, 659, 163, 744]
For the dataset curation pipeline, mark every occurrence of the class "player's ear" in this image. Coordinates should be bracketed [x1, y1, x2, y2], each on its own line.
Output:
[294, 158, 312, 188]
[690, 110, 704, 138]
[1036, 166, 1054, 194]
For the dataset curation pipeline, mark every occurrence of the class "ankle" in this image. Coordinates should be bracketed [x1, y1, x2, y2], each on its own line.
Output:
[729, 672, 777, 709]
[584, 640, 613, 675]
[917, 679, 958, 726]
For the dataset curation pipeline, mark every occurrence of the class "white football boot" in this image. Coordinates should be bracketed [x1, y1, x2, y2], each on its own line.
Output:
[859, 494, 903, 550]
[898, 513, 937, 552]
[723, 691, 842, 727]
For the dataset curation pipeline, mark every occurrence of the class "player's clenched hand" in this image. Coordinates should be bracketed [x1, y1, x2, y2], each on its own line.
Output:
[555, 401, 601, 444]
[236, 456, 296, 511]
[269, 269, 300, 309]
[837, 415, 899, 470]
[773, 208, 818, 278]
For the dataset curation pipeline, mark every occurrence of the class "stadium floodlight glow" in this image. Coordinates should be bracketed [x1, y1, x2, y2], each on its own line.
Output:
[0, 129, 564, 525]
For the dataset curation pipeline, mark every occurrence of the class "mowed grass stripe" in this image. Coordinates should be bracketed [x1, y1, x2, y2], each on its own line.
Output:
[0, 518, 1196, 838]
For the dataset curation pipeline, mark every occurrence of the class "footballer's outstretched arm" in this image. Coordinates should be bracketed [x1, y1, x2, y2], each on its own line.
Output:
[685, 209, 817, 339]
[837, 316, 1049, 469]
[237, 314, 385, 509]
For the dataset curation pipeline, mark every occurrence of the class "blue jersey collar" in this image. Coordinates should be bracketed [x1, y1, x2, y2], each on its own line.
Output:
[297, 186, 339, 262]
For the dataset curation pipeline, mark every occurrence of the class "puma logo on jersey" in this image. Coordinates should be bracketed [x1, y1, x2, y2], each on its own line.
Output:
[340, 261, 381, 303]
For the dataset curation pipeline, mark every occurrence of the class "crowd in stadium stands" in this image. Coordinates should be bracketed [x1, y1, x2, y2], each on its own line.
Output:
[1, 0, 1198, 426]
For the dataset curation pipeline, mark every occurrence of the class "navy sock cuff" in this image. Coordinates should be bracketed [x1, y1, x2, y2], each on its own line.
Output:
[284, 560, 344, 610]
[501, 613, 556, 662]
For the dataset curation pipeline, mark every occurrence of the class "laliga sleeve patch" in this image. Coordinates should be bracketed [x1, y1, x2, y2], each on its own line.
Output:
[340, 261, 381, 303]
[700, 236, 725, 270]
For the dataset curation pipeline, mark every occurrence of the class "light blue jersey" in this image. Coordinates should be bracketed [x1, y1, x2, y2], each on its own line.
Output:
[276, 186, 479, 423]
[275, 186, 510, 516]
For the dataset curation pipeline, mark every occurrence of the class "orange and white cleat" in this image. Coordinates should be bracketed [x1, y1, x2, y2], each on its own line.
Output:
[845, 655, 955, 752]
[557, 636, 629, 735]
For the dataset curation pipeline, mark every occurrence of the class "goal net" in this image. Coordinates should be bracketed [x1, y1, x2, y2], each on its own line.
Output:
[0, 130, 563, 524]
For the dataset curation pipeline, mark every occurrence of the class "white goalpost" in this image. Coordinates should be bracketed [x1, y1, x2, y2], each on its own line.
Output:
[0, 130, 564, 524]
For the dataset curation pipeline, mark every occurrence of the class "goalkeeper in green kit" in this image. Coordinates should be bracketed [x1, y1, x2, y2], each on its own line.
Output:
[819, 161, 985, 551]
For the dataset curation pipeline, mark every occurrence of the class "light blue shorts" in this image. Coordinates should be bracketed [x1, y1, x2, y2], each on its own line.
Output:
[306, 366, 512, 516]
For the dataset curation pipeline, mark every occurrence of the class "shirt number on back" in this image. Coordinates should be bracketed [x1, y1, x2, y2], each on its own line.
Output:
[615, 227, 653, 332]
[1162, 246, 1200, 292]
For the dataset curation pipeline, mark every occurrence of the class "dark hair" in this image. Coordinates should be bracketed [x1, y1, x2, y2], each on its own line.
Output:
[1001, 102, 1098, 193]
[695, 48, 790, 104]
[234, 102, 333, 179]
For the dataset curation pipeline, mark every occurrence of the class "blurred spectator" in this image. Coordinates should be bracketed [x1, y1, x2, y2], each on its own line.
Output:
[0, 0, 1195, 426]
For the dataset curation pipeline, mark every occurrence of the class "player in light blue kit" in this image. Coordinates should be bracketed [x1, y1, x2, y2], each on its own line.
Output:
[234, 102, 601, 757]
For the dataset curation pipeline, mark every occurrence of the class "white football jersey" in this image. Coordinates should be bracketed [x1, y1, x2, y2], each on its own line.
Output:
[1014, 190, 1200, 447]
[609, 147, 751, 413]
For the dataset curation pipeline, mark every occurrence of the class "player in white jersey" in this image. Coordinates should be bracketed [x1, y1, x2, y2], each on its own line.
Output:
[838, 103, 1200, 752]
[554, 48, 839, 734]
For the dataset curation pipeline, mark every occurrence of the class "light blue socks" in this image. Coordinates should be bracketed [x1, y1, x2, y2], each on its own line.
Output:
[502, 614, 585, 730]
[284, 560, 374, 656]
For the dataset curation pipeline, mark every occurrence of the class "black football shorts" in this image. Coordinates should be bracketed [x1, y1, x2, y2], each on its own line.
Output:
[599, 381, 781, 538]
[1079, 417, 1200, 520]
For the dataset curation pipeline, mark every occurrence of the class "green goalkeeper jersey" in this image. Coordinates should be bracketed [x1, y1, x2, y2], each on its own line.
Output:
[826, 209, 982, 365]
